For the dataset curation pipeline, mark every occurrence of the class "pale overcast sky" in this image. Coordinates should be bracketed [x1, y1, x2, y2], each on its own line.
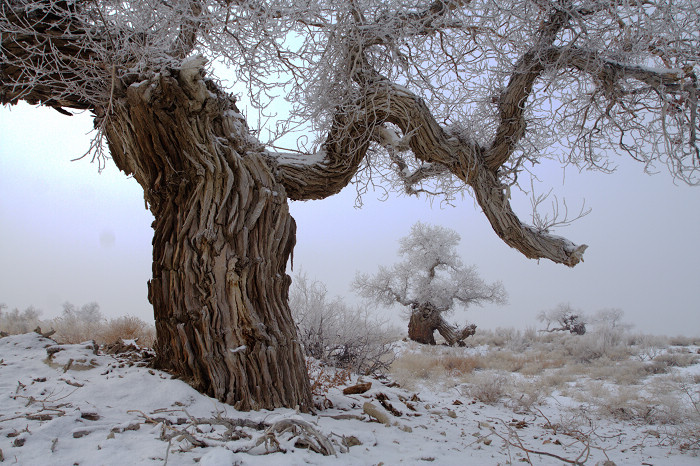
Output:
[1, 102, 699, 336]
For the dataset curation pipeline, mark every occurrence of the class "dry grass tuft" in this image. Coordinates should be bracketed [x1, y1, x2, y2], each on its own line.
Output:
[439, 354, 482, 375]
[653, 351, 700, 368]
[391, 351, 443, 388]
[507, 377, 553, 412]
[100, 316, 156, 347]
[462, 371, 510, 404]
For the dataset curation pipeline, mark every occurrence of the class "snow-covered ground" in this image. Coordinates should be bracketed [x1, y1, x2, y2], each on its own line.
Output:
[1, 332, 698, 465]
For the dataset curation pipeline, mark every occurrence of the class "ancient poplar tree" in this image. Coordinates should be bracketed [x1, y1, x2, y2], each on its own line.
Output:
[354, 222, 507, 346]
[2, 0, 698, 409]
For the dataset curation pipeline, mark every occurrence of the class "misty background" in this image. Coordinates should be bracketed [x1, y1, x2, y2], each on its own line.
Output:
[1, 102, 699, 336]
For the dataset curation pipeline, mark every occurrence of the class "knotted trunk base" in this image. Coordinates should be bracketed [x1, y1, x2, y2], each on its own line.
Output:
[408, 305, 476, 347]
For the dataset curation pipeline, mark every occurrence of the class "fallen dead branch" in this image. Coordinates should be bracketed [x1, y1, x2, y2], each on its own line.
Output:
[257, 418, 336, 456]
[485, 409, 615, 466]
[127, 409, 336, 457]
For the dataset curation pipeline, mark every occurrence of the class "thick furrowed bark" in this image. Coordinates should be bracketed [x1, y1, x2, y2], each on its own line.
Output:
[408, 304, 476, 346]
[104, 60, 311, 411]
[2, 3, 313, 411]
[408, 309, 437, 345]
[472, 168, 587, 267]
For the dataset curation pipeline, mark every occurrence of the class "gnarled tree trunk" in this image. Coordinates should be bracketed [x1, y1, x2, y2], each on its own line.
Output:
[103, 60, 311, 411]
[408, 304, 476, 346]
[408, 307, 438, 345]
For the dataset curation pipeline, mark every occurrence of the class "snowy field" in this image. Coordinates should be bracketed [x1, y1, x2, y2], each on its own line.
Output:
[1, 332, 699, 465]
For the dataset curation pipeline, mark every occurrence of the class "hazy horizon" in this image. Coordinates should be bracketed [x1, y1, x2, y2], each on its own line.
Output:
[1, 102, 699, 336]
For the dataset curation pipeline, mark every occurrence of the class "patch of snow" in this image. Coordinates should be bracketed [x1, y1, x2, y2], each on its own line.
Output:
[1, 333, 698, 465]
[223, 109, 244, 119]
[273, 150, 327, 167]
[199, 447, 241, 466]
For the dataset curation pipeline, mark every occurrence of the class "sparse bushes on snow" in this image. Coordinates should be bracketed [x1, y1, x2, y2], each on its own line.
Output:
[0, 302, 155, 346]
[50, 303, 156, 346]
[669, 335, 700, 346]
[507, 377, 554, 412]
[290, 274, 400, 375]
[389, 317, 700, 450]
[463, 371, 510, 404]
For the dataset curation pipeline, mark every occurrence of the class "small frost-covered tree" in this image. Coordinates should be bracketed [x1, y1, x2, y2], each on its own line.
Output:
[591, 308, 631, 332]
[354, 222, 506, 346]
[50, 302, 105, 343]
[537, 302, 587, 335]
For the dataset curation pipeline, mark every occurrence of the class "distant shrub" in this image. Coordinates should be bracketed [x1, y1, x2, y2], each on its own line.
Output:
[290, 274, 400, 375]
[654, 351, 700, 368]
[1, 302, 156, 347]
[469, 327, 540, 350]
[631, 334, 668, 361]
[669, 335, 700, 346]
[391, 351, 442, 387]
[440, 354, 481, 375]
[101, 315, 156, 347]
[45, 302, 156, 346]
[463, 371, 510, 404]
[507, 377, 553, 412]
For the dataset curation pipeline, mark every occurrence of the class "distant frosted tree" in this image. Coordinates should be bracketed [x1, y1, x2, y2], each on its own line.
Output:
[50, 302, 105, 343]
[354, 222, 506, 345]
[538, 303, 587, 335]
[591, 308, 632, 349]
[2, 0, 697, 409]
[591, 308, 631, 331]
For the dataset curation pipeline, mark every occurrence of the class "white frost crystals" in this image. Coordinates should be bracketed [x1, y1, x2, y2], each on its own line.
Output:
[3, 0, 698, 267]
[355, 221, 507, 313]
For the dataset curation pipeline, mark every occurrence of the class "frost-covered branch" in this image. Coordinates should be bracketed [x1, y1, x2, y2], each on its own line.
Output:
[3, 0, 699, 269]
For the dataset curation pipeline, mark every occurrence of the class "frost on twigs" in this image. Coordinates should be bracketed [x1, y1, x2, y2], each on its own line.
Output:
[2, 0, 699, 268]
[290, 274, 399, 375]
[3, 0, 700, 415]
